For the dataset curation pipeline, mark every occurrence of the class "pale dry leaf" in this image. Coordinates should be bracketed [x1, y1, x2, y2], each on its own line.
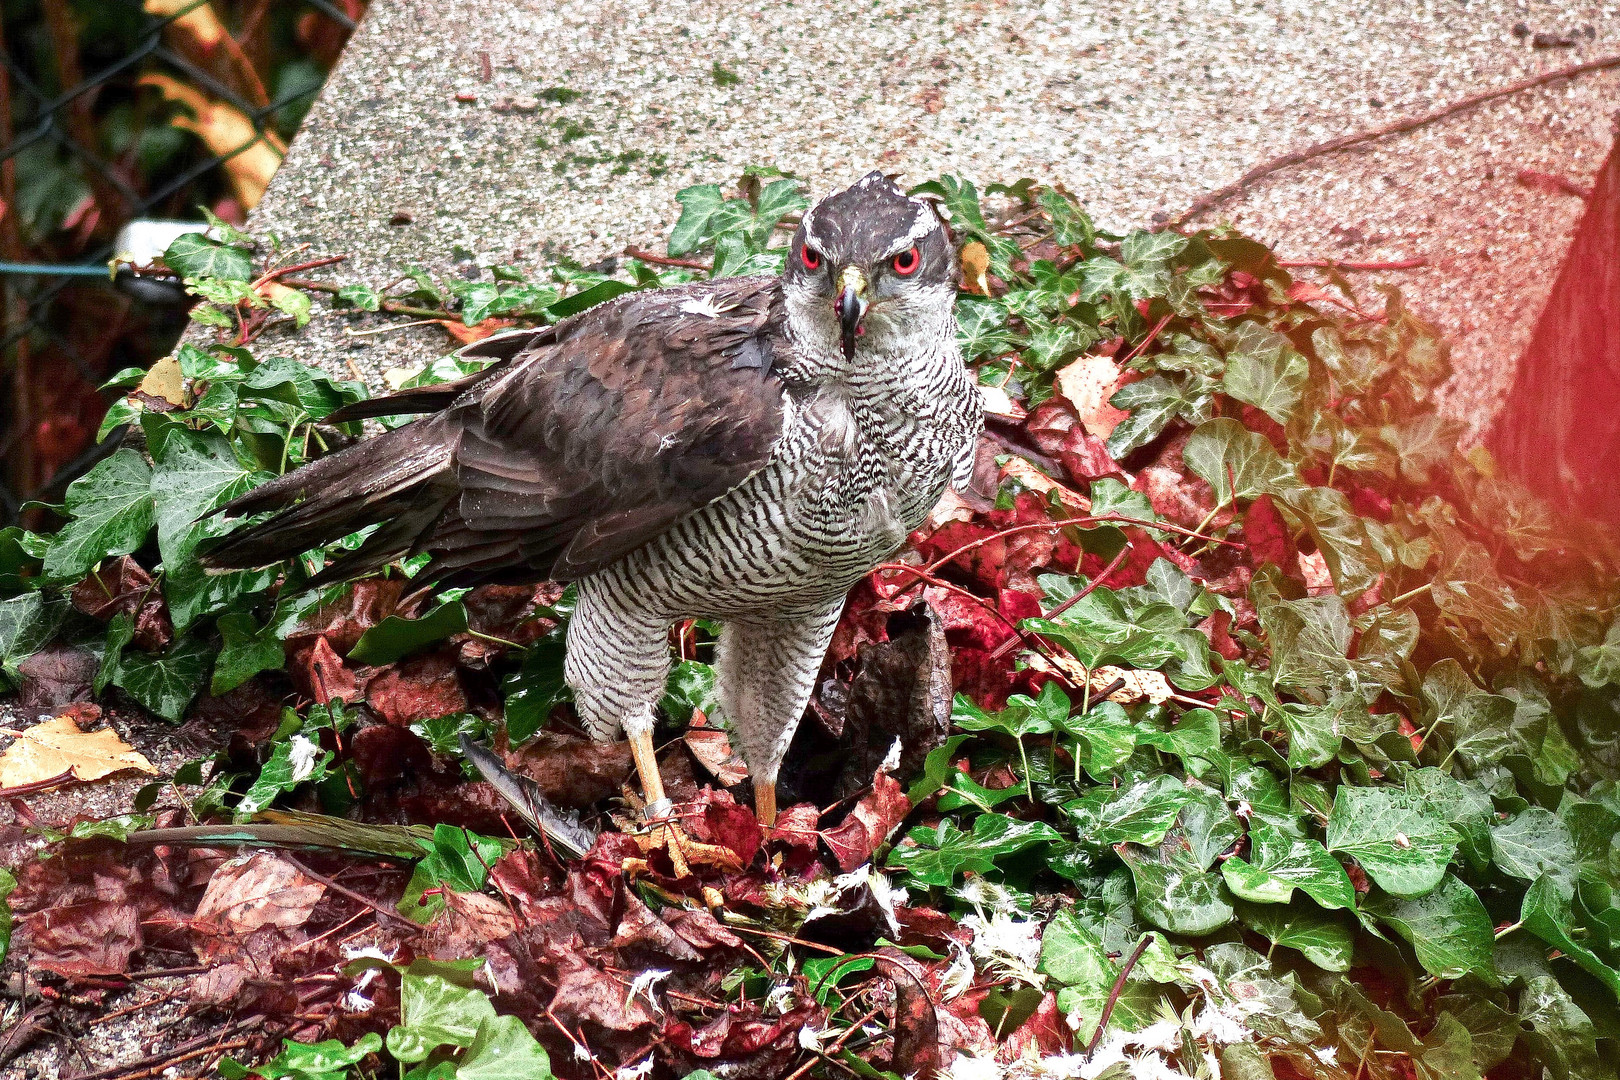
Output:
[922, 488, 979, 532]
[1089, 664, 1173, 705]
[684, 727, 749, 786]
[0, 715, 158, 787]
[138, 354, 187, 406]
[192, 851, 325, 935]
[1298, 550, 1334, 594]
[999, 455, 1090, 513]
[138, 74, 284, 208]
[1055, 354, 1130, 439]
[977, 383, 1026, 423]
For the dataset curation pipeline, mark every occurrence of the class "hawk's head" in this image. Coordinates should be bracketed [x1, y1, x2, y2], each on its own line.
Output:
[784, 171, 956, 366]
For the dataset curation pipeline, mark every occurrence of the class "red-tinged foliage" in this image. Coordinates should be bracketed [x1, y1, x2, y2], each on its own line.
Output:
[997, 991, 1069, 1062]
[693, 788, 762, 865]
[1197, 610, 1244, 661]
[20, 899, 142, 976]
[462, 582, 566, 646]
[665, 1003, 826, 1079]
[1243, 494, 1296, 570]
[820, 770, 912, 872]
[14, 644, 99, 708]
[288, 578, 405, 655]
[295, 634, 360, 705]
[364, 650, 468, 724]
[70, 556, 173, 650]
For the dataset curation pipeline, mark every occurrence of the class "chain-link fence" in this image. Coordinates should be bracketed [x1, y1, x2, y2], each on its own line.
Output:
[0, 0, 364, 523]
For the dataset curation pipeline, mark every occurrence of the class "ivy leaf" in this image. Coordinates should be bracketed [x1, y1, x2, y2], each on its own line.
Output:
[1521, 874, 1620, 996]
[1254, 590, 1355, 697]
[666, 184, 726, 256]
[151, 428, 274, 631]
[1422, 659, 1534, 773]
[1120, 839, 1234, 935]
[1237, 902, 1353, 971]
[1202, 942, 1323, 1044]
[456, 1014, 553, 1080]
[348, 602, 469, 666]
[501, 639, 569, 744]
[1404, 768, 1495, 874]
[1221, 323, 1309, 425]
[1492, 808, 1579, 898]
[335, 283, 380, 311]
[1278, 486, 1380, 598]
[1134, 705, 1220, 763]
[1183, 417, 1299, 504]
[386, 971, 498, 1062]
[1061, 775, 1189, 848]
[0, 593, 68, 690]
[235, 734, 332, 817]
[1325, 787, 1459, 898]
[1518, 974, 1608, 1080]
[164, 233, 253, 282]
[1364, 872, 1494, 979]
[547, 279, 634, 319]
[270, 287, 312, 327]
[1222, 818, 1355, 909]
[398, 824, 513, 924]
[1057, 702, 1138, 778]
[1041, 910, 1163, 1042]
[956, 296, 1016, 360]
[213, 611, 287, 696]
[886, 814, 1060, 887]
[908, 733, 974, 803]
[1105, 375, 1193, 458]
[41, 449, 156, 582]
[109, 634, 212, 723]
[221, 1034, 384, 1080]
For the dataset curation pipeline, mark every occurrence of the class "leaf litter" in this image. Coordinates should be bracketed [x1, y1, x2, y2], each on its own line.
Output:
[1, 170, 1619, 1080]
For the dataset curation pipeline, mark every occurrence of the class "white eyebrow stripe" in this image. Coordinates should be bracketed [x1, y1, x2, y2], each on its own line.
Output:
[879, 205, 940, 257]
[800, 203, 826, 249]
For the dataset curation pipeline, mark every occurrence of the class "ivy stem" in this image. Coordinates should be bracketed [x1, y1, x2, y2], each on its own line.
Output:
[466, 627, 525, 650]
[1495, 920, 1523, 940]
[1387, 582, 1432, 607]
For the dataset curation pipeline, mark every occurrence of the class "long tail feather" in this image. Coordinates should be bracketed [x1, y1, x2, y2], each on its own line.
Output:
[202, 416, 455, 570]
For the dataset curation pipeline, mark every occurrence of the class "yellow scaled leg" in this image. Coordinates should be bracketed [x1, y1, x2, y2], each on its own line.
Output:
[755, 781, 777, 829]
[627, 725, 692, 878]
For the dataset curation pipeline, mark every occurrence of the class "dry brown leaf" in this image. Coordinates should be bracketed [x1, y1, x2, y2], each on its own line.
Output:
[959, 241, 990, 295]
[192, 852, 325, 935]
[0, 715, 157, 787]
[1055, 354, 1130, 439]
[139, 74, 284, 208]
[144, 0, 228, 49]
[138, 354, 187, 406]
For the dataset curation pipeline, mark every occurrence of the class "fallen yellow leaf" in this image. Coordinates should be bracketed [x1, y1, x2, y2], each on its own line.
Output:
[143, 0, 227, 50]
[193, 852, 325, 935]
[0, 715, 158, 787]
[138, 354, 187, 407]
[1054, 354, 1131, 440]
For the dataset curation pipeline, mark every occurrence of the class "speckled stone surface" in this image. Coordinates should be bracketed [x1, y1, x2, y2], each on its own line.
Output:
[229, 0, 1620, 438]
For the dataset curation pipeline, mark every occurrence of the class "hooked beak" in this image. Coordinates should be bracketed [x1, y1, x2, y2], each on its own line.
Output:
[834, 266, 868, 361]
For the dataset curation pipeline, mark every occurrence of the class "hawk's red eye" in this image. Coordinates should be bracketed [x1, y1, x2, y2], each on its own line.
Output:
[892, 246, 920, 275]
[801, 245, 821, 270]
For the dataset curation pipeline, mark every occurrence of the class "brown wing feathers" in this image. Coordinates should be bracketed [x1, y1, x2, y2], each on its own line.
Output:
[202, 276, 787, 589]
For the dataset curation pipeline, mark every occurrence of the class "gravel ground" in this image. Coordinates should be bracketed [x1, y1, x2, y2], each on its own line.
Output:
[0, 702, 224, 1080]
[225, 0, 1620, 441]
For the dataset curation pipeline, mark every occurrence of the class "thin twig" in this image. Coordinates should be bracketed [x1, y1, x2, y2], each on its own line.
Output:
[1276, 257, 1427, 271]
[0, 767, 76, 798]
[1085, 936, 1151, 1056]
[989, 543, 1132, 660]
[1171, 52, 1620, 226]
[65, 1017, 262, 1080]
[623, 246, 713, 272]
[1117, 312, 1173, 368]
[281, 855, 423, 930]
[253, 255, 346, 289]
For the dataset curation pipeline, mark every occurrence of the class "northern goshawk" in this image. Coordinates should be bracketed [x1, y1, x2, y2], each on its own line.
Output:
[204, 172, 983, 831]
